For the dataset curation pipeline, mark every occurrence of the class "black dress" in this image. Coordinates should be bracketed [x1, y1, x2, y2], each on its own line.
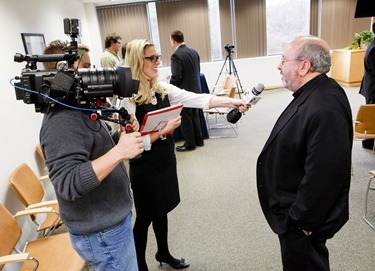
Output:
[129, 94, 180, 220]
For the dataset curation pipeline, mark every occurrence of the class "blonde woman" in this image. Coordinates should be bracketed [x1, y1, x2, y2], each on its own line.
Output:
[123, 39, 248, 271]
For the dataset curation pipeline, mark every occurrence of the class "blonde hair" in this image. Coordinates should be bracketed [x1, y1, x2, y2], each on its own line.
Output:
[125, 39, 167, 105]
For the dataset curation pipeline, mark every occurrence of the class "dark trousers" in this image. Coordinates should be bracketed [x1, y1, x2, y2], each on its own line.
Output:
[278, 226, 330, 271]
[180, 107, 203, 148]
[133, 215, 170, 271]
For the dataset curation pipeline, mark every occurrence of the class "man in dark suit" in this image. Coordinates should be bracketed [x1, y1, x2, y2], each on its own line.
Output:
[170, 30, 204, 152]
[359, 22, 375, 149]
[257, 36, 353, 271]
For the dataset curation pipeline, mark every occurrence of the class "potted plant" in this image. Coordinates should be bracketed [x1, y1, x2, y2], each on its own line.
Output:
[346, 30, 374, 50]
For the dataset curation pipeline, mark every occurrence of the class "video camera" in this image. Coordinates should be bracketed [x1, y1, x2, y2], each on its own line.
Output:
[225, 43, 235, 54]
[13, 18, 139, 117]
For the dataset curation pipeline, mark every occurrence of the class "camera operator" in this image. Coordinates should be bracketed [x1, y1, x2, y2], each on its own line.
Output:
[43, 39, 91, 72]
[39, 46, 144, 270]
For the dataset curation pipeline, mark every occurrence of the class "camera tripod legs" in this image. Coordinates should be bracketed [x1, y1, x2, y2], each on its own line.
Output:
[212, 53, 244, 98]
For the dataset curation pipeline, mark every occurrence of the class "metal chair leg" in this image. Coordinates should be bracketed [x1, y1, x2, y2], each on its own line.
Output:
[363, 171, 375, 230]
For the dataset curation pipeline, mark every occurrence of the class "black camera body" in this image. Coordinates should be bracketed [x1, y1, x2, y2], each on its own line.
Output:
[13, 18, 139, 114]
[225, 43, 235, 53]
[14, 65, 137, 113]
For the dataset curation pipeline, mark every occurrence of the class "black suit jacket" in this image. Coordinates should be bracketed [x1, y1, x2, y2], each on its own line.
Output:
[170, 44, 201, 93]
[257, 74, 353, 238]
[359, 38, 375, 104]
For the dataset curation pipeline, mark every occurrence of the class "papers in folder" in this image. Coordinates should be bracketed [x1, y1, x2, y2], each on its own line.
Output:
[139, 103, 183, 135]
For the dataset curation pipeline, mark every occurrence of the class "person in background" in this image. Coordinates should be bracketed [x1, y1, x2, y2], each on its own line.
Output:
[359, 22, 375, 149]
[170, 30, 204, 152]
[121, 42, 128, 64]
[43, 40, 91, 72]
[43, 40, 67, 69]
[256, 36, 353, 271]
[41, 42, 143, 271]
[100, 33, 123, 68]
[123, 39, 249, 271]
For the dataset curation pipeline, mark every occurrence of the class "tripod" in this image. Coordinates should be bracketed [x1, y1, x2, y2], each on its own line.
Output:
[213, 48, 244, 98]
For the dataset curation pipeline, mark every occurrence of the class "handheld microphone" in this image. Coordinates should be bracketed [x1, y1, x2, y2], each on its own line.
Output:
[227, 83, 265, 124]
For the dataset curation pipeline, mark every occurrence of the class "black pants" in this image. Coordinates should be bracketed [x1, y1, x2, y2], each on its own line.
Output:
[133, 215, 171, 271]
[278, 226, 330, 271]
[180, 107, 203, 148]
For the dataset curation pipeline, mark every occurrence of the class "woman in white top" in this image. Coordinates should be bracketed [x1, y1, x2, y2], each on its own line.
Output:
[122, 39, 248, 271]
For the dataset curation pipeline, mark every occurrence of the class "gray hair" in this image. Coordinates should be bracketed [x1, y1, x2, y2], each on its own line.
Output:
[296, 39, 331, 73]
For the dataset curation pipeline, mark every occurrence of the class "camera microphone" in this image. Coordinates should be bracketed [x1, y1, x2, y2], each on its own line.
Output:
[227, 83, 265, 124]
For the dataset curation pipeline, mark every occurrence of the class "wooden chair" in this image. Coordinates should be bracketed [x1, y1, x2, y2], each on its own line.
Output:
[204, 76, 238, 138]
[0, 203, 85, 271]
[353, 104, 375, 151]
[211, 74, 237, 96]
[35, 144, 50, 181]
[8, 163, 62, 237]
[36, 144, 45, 163]
[363, 170, 375, 230]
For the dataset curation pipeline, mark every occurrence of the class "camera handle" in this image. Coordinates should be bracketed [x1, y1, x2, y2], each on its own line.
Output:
[90, 107, 134, 133]
[90, 107, 142, 159]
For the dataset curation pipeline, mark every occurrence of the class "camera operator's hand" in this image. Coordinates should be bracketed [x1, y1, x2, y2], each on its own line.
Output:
[117, 131, 144, 160]
[91, 131, 144, 182]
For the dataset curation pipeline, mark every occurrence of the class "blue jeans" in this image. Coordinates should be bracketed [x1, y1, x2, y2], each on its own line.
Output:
[68, 213, 138, 271]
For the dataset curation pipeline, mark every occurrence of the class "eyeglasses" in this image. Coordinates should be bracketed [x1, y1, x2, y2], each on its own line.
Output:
[144, 55, 162, 63]
[281, 58, 303, 66]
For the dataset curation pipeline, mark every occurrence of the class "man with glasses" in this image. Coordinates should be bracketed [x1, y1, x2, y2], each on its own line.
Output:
[170, 30, 204, 152]
[256, 36, 353, 271]
[100, 33, 123, 68]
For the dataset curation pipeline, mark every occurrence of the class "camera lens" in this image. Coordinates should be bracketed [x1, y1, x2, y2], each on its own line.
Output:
[80, 68, 117, 98]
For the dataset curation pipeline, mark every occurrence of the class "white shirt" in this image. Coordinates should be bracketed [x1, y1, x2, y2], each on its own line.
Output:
[120, 82, 213, 150]
[161, 81, 212, 109]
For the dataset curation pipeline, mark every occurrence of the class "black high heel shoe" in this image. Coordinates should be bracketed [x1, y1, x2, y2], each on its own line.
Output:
[155, 252, 190, 269]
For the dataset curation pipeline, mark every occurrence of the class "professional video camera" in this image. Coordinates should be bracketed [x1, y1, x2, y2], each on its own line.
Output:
[225, 43, 235, 54]
[12, 18, 139, 128]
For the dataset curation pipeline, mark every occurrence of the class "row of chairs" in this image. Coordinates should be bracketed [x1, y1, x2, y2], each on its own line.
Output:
[0, 145, 85, 270]
[0, 204, 85, 270]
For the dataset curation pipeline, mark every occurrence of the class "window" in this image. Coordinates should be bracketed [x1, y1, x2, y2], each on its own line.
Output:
[266, 0, 310, 55]
[147, 2, 163, 65]
[208, 0, 222, 61]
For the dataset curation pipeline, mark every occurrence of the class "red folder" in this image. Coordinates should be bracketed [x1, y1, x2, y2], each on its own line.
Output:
[139, 103, 183, 135]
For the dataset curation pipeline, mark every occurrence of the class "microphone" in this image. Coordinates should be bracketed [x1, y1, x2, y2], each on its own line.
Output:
[227, 83, 265, 124]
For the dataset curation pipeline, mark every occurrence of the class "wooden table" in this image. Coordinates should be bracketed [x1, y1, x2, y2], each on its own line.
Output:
[331, 49, 366, 87]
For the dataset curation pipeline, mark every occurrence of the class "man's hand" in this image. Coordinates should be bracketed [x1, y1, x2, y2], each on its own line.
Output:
[118, 131, 144, 160]
[91, 131, 144, 182]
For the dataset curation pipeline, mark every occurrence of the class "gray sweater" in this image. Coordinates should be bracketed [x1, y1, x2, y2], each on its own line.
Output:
[40, 108, 133, 233]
